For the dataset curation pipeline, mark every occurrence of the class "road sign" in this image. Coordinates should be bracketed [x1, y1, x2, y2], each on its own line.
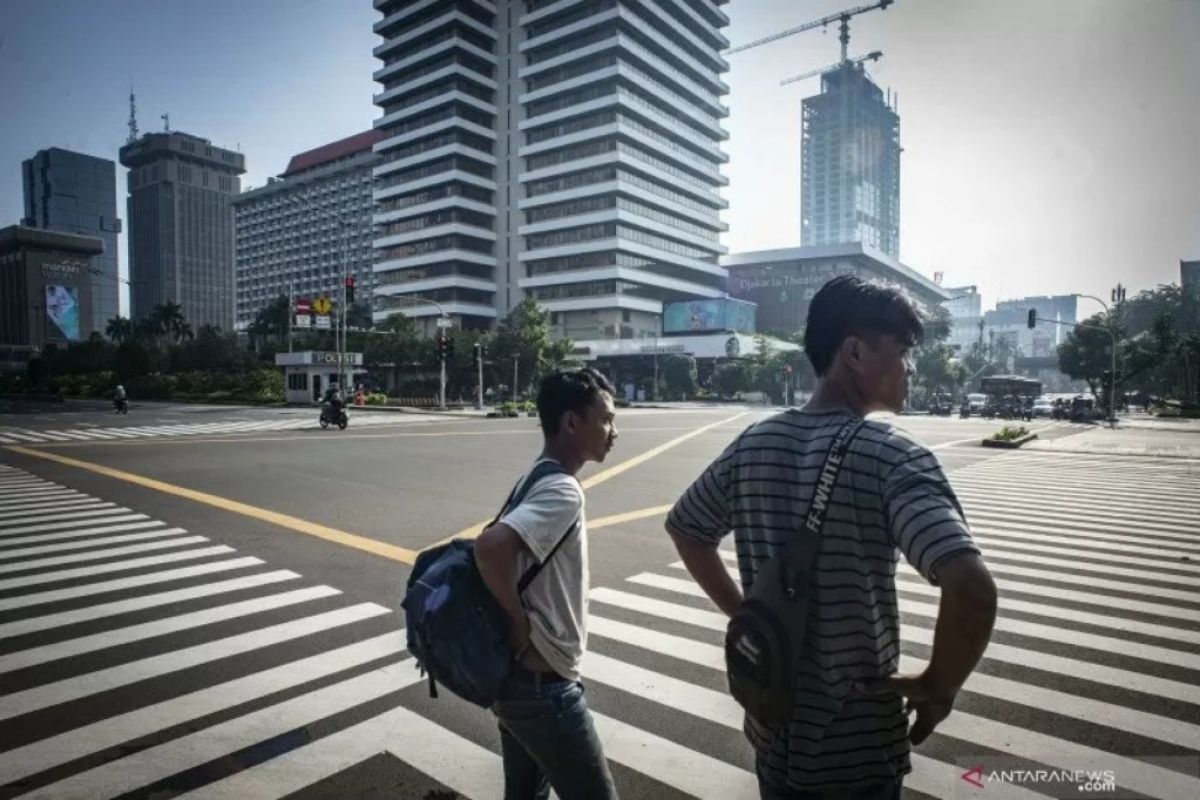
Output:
[312, 296, 333, 315]
[295, 298, 311, 314]
[315, 315, 332, 330]
[294, 314, 312, 329]
[436, 318, 453, 328]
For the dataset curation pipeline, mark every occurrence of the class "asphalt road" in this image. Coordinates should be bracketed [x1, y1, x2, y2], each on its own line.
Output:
[1, 402, 1197, 799]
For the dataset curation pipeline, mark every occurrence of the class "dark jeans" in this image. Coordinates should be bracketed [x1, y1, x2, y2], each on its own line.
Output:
[757, 759, 903, 800]
[493, 670, 618, 800]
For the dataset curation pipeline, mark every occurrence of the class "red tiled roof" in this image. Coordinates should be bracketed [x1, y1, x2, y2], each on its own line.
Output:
[281, 129, 383, 177]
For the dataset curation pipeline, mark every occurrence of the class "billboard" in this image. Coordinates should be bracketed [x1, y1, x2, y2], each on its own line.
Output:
[45, 285, 81, 341]
[663, 298, 757, 334]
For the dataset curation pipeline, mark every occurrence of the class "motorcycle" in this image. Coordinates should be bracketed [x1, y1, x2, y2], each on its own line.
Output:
[319, 405, 348, 430]
[113, 397, 128, 415]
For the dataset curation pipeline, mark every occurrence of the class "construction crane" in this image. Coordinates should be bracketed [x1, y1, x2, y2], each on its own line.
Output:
[725, 0, 894, 63]
[781, 50, 882, 86]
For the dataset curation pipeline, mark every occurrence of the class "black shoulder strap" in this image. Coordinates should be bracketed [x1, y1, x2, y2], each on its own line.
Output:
[781, 417, 866, 596]
[485, 460, 580, 595]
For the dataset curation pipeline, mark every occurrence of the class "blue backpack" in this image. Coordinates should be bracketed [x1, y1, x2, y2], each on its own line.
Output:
[402, 460, 578, 708]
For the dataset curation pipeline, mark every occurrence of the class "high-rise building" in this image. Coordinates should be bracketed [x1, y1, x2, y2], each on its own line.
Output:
[800, 61, 900, 258]
[118, 132, 245, 331]
[371, 0, 730, 339]
[233, 130, 382, 331]
[21, 148, 122, 329]
[984, 294, 1078, 358]
[941, 284, 982, 352]
[1182, 259, 1200, 291]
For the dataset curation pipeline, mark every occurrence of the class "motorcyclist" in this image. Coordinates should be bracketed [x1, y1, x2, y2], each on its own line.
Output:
[321, 385, 344, 420]
[113, 384, 128, 412]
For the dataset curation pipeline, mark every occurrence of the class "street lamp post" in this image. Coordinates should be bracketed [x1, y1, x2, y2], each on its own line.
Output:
[512, 354, 519, 404]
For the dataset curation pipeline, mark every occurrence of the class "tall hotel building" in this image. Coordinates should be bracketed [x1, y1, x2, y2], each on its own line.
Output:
[371, 0, 730, 340]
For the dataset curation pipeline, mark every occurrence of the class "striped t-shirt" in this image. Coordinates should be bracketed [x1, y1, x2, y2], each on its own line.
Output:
[666, 409, 978, 791]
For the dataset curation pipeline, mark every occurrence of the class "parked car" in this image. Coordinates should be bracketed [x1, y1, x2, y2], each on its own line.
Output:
[1032, 396, 1054, 417]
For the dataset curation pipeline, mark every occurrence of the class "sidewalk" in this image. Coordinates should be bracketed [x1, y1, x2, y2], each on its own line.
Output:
[1025, 422, 1200, 460]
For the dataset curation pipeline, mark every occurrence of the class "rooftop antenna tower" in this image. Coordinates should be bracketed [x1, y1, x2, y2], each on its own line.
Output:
[161, 113, 170, 133]
[127, 89, 139, 144]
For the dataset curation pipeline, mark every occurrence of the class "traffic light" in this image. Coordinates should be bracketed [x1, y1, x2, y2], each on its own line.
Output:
[437, 334, 455, 359]
[344, 276, 356, 304]
[1027, 309, 1037, 329]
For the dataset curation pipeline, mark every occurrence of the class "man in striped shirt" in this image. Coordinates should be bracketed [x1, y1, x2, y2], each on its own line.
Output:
[667, 276, 998, 798]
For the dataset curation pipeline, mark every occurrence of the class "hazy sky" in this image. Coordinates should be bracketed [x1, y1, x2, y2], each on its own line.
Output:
[2, 0, 1197, 317]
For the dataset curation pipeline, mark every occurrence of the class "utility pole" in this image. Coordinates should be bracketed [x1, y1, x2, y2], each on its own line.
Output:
[440, 347, 447, 410]
[475, 342, 484, 410]
[512, 354, 519, 404]
[287, 281, 294, 353]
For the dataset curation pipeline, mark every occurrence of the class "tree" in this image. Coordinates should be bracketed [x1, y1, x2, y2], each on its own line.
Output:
[1057, 313, 1118, 401]
[713, 361, 753, 399]
[660, 354, 698, 400]
[491, 298, 570, 398]
[105, 316, 134, 344]
[248, 295, 291, 352]
[148, 301, 191, 344]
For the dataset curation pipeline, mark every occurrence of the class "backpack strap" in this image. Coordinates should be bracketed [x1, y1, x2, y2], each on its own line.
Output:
[779, 417, 866, 599]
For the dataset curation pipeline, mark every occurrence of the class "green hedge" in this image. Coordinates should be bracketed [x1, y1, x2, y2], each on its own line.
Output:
[12, 369, 285, 405]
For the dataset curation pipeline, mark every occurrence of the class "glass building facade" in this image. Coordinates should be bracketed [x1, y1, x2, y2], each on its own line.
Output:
[22, 148, 122, 330]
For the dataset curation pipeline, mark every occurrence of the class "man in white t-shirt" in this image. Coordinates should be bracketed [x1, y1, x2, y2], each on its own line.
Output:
[474, 368, 620, 800]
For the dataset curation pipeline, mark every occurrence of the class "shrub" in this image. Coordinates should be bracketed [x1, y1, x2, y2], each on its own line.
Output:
[991, 425, 1030, 442]
[366, 392, 388, 405]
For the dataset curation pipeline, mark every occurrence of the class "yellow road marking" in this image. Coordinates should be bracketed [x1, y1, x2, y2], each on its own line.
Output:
[424, 411, 750, 549]
[4, 445, 419, 565]
[590, 504, 673, 529]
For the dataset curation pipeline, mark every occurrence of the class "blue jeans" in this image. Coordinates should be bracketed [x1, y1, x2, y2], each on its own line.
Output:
[757, 759, 903, 800]
[493, 670, 618, 800]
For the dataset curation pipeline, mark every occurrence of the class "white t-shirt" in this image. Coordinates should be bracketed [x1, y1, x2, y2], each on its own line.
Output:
[500, 458, 588, 681]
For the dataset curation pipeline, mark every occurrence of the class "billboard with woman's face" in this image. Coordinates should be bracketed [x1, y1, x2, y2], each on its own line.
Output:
[45, 284, 81, 341]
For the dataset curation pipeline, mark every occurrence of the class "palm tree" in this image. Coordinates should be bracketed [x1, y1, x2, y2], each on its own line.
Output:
[147, 301, 191, 344]
[105, 316, 134, 344]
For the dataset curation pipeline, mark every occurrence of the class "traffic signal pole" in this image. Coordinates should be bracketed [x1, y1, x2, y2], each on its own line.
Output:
[440, 351, 447, 410]
[475, 342, 484, 410]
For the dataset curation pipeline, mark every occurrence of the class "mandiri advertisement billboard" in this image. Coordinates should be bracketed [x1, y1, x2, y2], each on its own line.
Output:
[45, 284, 81, 341]
[663, 298, 756, 334]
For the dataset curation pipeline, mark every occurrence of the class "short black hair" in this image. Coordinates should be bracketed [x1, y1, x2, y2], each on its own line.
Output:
[804, 275, 925, 376]
[536, 367, 616, 436]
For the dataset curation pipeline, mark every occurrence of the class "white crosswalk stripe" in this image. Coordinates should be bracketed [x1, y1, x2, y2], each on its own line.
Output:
[0, 411, 458, 444]
[0, 453, 1197, 799]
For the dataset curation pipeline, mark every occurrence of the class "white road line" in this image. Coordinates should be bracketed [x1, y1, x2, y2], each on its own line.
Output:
[0, 570, 302, 639]
[632, 571, 1200, 646]
[0, 499, 109, 519]
[0, 514, 153, 538]
[957, 488, 1200, 527]
[0, 528, 189, 558]
[597, 586, 1200, 705]
[951, 478, 1200, 512]
[594, 712, 758, 799]
[611, 575, 1200, 752]
[0, 556, 263, 612]
[966, 509, 1200, 542]
[714, 550, 1200, 611]
[21, 658, 420, 799]
[0, 490, 84, 507]
[969, 531, 1200, 570]
[0, 534, 206, 574]
[589, 615, 725, 670]
[0, 545, 239, 592]
[181, 703, 498, 800]
[0, 585, 342, 674]
[0, 602, 391, 721]
[0, 505, 129, 528]
[970, 518, 1199, 549]
[0, 520, 169, 544]
[0, 484, 67, 497]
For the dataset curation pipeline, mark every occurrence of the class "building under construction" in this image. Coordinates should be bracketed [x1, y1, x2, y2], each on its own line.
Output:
[800, 61, 901, 258]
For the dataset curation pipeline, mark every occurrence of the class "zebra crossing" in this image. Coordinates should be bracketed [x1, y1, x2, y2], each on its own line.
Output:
[0, 412, 449, 444]
[0, 450, 1198, 799]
